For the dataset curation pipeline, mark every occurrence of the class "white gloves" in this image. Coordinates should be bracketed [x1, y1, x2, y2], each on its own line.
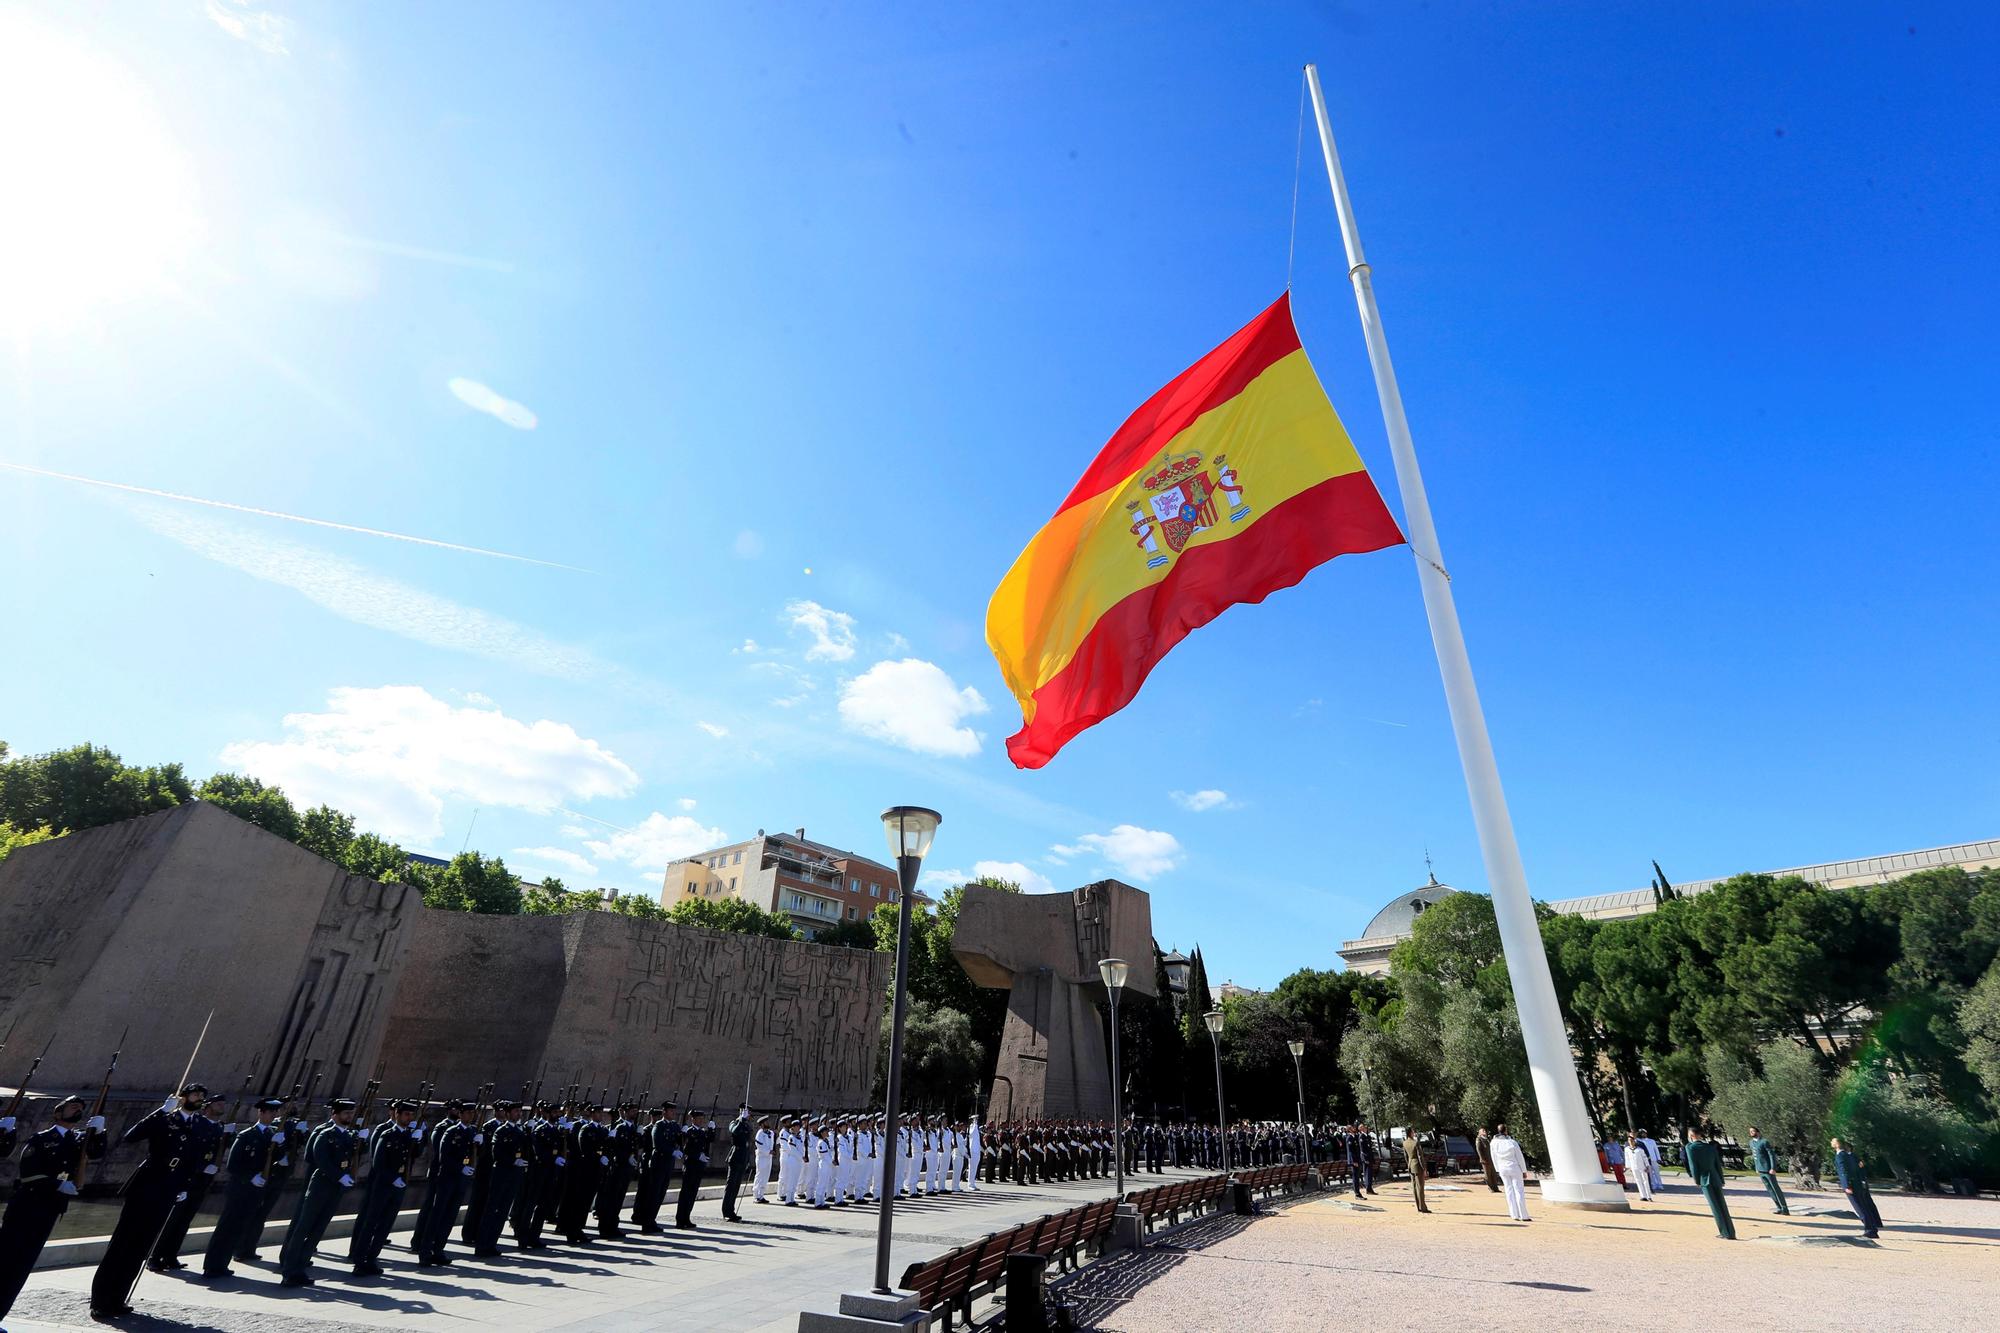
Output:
[87, 1116, 106, 1131]
[628, 1156, 638, 1168]
[58, 1180, 79, 1196]
[599, 1155, 610, 1166]
[251, 1174, 267, 1188]
[393, 1176, 407, 1189]
[357, 1128, 371, 1141]
[0, 1116, 15, 1131]
[698, 1154, 709, 1165]
[163, 1097, 179, 1112]
[205, 1164, 218, 1174]
[474, 1133, 485, 1144]
[555, 1155, 567, 1167]
[277, 1156, 290, 1167]
[462, 1165, 475, 1177]
[339, 1173, 355, 1187]
[514, 1158, 529, 1167]
[273, 1132, 286, 1144]
[175, 1191, 188, 1202]
[223, 1123, 239, 1135]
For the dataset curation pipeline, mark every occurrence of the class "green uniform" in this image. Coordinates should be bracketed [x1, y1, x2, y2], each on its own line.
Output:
[1683, 1139, 1735, 1240]
[1748, 1137, 1789, 1215]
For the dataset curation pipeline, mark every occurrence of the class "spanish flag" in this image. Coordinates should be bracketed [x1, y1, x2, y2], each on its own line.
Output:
[987, 293, 1405, 769]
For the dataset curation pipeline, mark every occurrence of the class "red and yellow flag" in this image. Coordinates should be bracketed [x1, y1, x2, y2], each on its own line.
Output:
[987, 293, 1405, 769]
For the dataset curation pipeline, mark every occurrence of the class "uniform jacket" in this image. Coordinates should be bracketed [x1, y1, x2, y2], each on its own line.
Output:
[122, 1107, 208, 1198]
[1833, 1149, 1868, 1191]
[1749, 1137, 1779, 1174]
[13, 1124, 101, 1210]
[1684, 1140, 1726, 1189]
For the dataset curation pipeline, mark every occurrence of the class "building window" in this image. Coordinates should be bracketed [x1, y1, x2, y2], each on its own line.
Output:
[847, 905, 857, 919]
[729, 877, 736, 891]
[869, 884, 880, 898]
[734, 850, 743, 866]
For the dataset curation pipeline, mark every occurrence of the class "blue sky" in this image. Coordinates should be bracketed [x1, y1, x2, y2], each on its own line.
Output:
[3, 3, 1995, 988]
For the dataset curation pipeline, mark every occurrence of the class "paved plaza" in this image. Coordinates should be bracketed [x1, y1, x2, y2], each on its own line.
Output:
[4, 1170, 1180, 1333]
[1058, 1175, 2000, 1332]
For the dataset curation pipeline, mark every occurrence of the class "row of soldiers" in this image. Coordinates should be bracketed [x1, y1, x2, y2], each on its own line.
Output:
[1, 1084, 1016, 1324]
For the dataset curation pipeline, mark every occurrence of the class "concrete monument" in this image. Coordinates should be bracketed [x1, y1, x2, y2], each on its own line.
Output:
[951, 880, 1153, 1121]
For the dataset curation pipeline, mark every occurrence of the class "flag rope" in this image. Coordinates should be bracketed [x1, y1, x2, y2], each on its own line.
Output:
[1287, 67, 1307, 289]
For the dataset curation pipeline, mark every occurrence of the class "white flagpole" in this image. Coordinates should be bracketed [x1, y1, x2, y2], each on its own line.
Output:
[1303, 63, 1625, 1209]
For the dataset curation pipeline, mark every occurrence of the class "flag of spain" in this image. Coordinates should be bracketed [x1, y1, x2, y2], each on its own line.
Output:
[987, 293, 1405, 769]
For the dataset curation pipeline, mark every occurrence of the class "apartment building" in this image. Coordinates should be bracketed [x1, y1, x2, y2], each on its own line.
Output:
[660, 826, 912, 939]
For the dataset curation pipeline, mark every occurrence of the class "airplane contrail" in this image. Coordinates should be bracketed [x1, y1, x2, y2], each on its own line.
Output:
[0, 460, 592, 573]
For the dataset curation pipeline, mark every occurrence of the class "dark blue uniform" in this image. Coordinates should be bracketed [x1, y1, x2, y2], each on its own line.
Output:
[413, 1119, 479, 1264]
[148, 1110, 227, 1268]
[348, 1120, 419, 1270]
[476, 1119, 533, 1253]
[278, 1118, 360, 1282]
[1834, 1147, 1883, 1237]
[557, 1120, 609, 1242]
[90, 1106, 205, 1315]
[1, 1121, 104, 1316]
[201, 1119, 282, 1276]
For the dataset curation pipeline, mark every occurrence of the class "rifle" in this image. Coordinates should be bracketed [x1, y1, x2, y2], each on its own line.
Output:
[81, 1025, 130, 1182]
[4, 1033, 57, 1118]
[175, 1009, 215, 1095]
[303, 1067, 325, 1120]
[356, 1056, 387, 1124]
[227, 1051, 264, 1128]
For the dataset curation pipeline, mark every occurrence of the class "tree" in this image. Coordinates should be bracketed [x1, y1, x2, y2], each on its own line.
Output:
[1832, 1062, 1984, 1192]
[408, 851, 522, 915]
[0, 743, 192, 834]
[296, 804, 356, 865]
[195, 773, 302, 842]
[664, 894, 800, 940]
[874, 1001, 985, 1112]
[1705, 1042, 1832, 1185]
[521, 877, 605, 916]
[1962, 961, 2000, 1106]
[1270, 967, 1392, 1121]
[0, 821, 54, 865]
[814, 918, 878, 949]
[343, 832, 411, 883]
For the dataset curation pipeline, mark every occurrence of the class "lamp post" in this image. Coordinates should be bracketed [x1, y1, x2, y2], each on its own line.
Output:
[1287, 1039, 1307, 1165]
[1204, 1009, 1230, 1175]
[872, 805, 940, 1296]
[1099, 958, 1130, 1200]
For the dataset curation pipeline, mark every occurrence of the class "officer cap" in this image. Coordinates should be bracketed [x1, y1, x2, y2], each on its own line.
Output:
[661, 1100, 677, 1110]
[180, 1082, 208, 1097]
[391, 1098, 419, 1112]
[535, 1100, 557, 1112]
[329, 1097, 358, 1112]
[494, 1099, 517, 1110]
[52, 1093, 86, 1112]
[619, 1100, 640, 1110]
[254, 1097, 287, 1111]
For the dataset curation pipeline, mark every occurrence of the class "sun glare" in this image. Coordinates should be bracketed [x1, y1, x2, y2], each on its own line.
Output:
[0, 12, 204, 336]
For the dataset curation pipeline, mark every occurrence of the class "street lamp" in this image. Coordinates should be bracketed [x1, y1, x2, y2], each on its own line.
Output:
[1204, 1009, 1230, 1175]
[1099, 958, 1130, 1200]
[873, 805, 940, 1296]
[1287, 1039, 1308, 1165]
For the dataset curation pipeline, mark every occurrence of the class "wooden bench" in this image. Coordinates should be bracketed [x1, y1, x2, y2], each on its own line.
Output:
[899, 1199, 1120, 1331]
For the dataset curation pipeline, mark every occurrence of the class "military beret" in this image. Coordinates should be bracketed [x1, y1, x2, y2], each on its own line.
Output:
[329, 1098, 358, 1112]
[254, 1098, 288, 1111]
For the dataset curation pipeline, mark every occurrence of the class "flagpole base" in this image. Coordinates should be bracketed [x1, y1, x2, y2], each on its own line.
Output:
[1538, 1177, 1631, 1211]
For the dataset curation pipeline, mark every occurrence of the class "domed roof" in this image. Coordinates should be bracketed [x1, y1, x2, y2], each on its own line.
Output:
[1359, 877, 1458, 939]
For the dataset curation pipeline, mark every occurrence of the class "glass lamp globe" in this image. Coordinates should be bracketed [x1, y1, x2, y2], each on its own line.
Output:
[1099, 958, 1130, 991]
[880, 806, 942, 862]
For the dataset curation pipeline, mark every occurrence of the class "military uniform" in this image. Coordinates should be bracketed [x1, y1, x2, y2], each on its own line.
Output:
[413, 1107, 480, 1265]
[1684, 1135, 1735, 1239]
[474, 1104, 533, 1254]
[240, 1106, 306, 1259]
[720, 1109, 756, 1220]
[148, 1102, 228, 1270]
[633, 1107, 681, 1231]
[278, 1101, 362, 1284]
[1748, 1135, 1790, 1215]
[514, 1103, 558, 1248]
[349, 1101, 421, 1273]
[0, 1098, 104, 1318]
[202, 1101, 286, 1278]
[459, 1111, 498, 1247]
[594, 1105, 639, 1238]
[90, 1088, 210, 1317]
[675, 1116, 714, 1228]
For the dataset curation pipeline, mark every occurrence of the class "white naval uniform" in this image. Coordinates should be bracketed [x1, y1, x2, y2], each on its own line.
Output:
[777, 1128, 804, 1203]
[962, 1120, 982, 1190]
[753, 1127, 775, 1202]
[925, 1127, 946, 1192]
[900, 1126, 920, 1194]
[811, 1130, 833, 1207]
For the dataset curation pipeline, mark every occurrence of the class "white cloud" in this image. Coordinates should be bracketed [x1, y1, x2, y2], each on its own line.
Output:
[676, 797, 698, 811]
[1069, 825, 1183, 883]
[136, 506, 610, 682]
[221, 685, 640, 845]
[205, 0, 291, 55]
[696, 721, 729, 738]
[733, 530, 765, 559]
[1170, 789, 1234, 812]
[750, 660, 814, 708]
[1048, 844, 1080, 862]
[920, 861, 1055, 894]
[786, 599, 857, 662]
[461, 690, 494, 707]
[585, 812, 727, 878]
[886, 632, 911, 652]
[838, 659, 987, 758]
[734, 639, 761, 654]
[511, 846, 598, 877]
[448, 377, 538, 430]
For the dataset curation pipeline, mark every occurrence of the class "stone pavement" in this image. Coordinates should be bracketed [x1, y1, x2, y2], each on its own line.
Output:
[8, 1168, 1206, 1333]
[1054, 1173, 2000, 1332]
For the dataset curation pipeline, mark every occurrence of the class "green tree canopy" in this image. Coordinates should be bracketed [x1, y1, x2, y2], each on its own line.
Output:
[0, 742, 192, 834]
[664, 893, 800, 940]
[196, 773, 302, 842]
[407, 851, 522, 915]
